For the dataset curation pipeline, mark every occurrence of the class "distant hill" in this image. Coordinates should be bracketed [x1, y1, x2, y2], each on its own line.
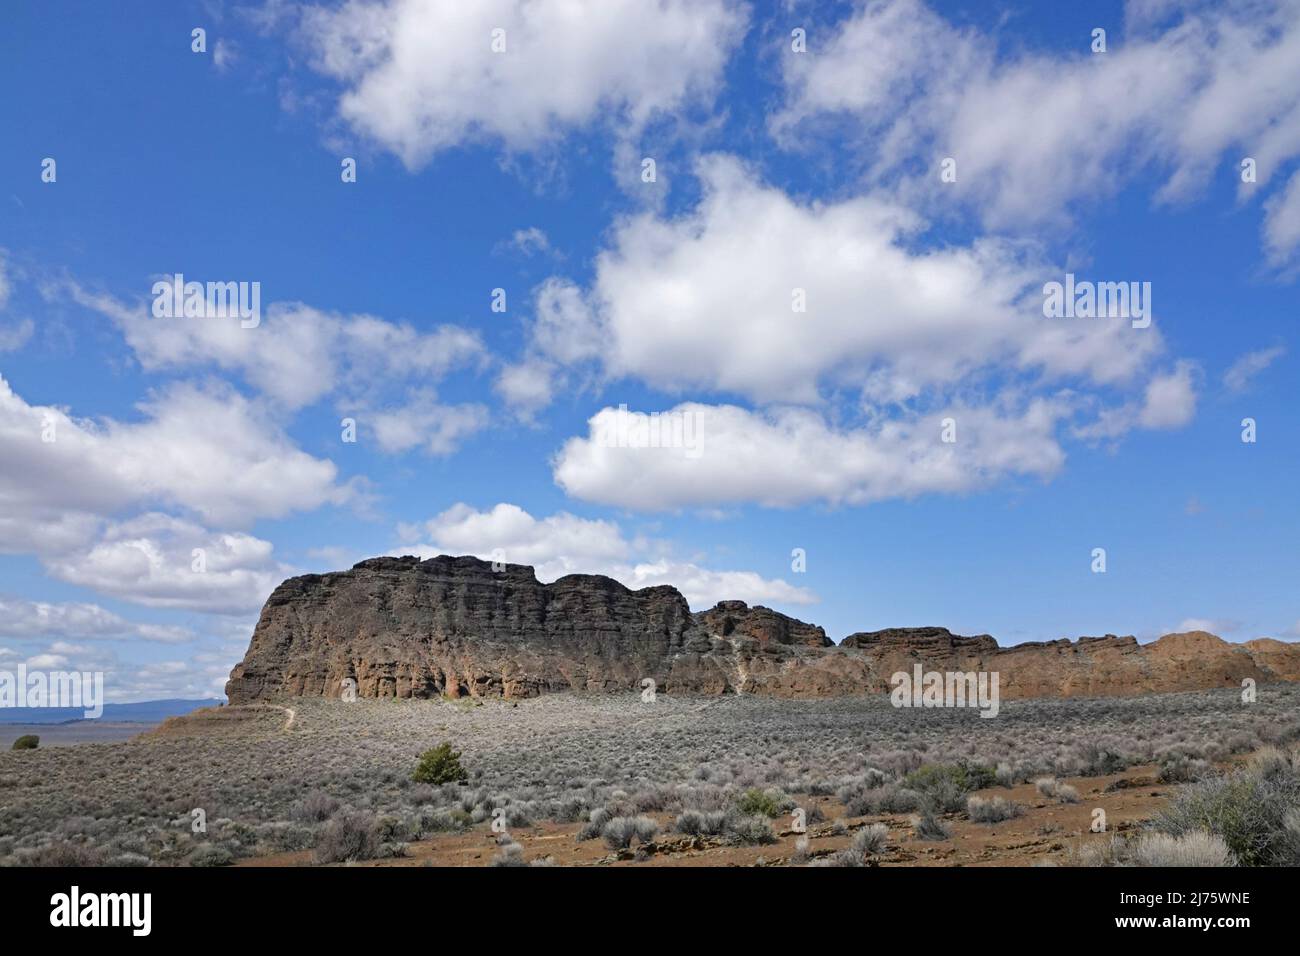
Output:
[0, 698, 223, 724]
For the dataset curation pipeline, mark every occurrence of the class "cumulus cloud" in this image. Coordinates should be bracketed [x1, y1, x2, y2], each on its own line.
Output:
[0, 361, 344, 617]
[298, 0, 748, 167]
[366, 389, 489, 455]
[511, 155, 1196, 511]
[397, 502, 815, 609]
[774, 0, 1300, 262]
[42, 513, 288, 615]
[1073, 361, 1199, 440]
[505, 155, 1162, 414]
[553, 400, 1070, 511]
[494, 358, 557, 417]
[494, 276, 603, 416]
[0, 374, 349, 541]
[0, 596, 192, 643]
[1138, 361, 1199, 429]
[15, 640, 237, 702]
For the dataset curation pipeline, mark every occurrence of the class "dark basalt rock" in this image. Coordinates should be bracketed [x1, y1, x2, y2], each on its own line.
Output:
[225, 555, 1300, 703]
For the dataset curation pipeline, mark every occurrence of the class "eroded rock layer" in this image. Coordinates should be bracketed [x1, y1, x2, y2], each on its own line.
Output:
[225, 555, 1300, 703]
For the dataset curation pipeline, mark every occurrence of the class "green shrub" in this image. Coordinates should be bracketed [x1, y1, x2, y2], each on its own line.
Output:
[1153, 755, 1300, 866]
[913, 809, 952, 841]
[412, 742, 468, 785]
[904, 763, 993, 812]
[960, 763, 999, 791]
[725, 814, 777, 846]
[187, 844, 233, 867]
[11, 735, 38, 751]
[736, 787, 782, 818]
[845, 784, 922, 816]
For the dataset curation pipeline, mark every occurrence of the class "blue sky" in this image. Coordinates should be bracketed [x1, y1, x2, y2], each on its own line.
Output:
[1, 0, 1297, 701]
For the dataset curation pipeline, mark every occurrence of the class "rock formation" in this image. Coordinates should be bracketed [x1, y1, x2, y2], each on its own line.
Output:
[226, 555, 1300, 703]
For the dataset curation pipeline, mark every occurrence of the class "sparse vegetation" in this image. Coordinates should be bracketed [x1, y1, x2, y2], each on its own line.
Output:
[0, 685, 1295, 866]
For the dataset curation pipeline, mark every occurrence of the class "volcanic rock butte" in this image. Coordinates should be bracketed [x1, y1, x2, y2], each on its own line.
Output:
[225, 555, 1300, 704]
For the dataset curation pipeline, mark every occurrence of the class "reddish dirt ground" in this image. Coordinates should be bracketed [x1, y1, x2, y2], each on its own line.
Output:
[241, 763, 1182, 868]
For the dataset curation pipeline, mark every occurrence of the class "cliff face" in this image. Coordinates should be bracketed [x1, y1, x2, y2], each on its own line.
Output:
[225, 555, 1300, 703]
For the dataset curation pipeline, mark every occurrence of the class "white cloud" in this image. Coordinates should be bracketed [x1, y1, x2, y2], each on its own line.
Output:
[116, 657, 233, 701]
[401, 502, 627, 569]
[1264, 170, 1300, 268]
[397, 501, 815, 610]
[0, 375, 349, 541]
[367, 390, 489, 455]
[494, 358, 557, 416]
[0, 250, 11, 310]
[521, 155, 1161, 409]
[0, 317, 34, 352]
[298, 0, 749, 167]
[1138, 361, 1199, 429]
[0, 596, 192, 643]
[1177, 617, 1242, 635]
[70, 285, 484, 412]
[528, 276, 604, 367]
[16, 640, 237, 702]
[615, 560, 816, 610]
[554, 399, 1069, 511]
[0, 253, 31, 351]
[25, 652, 69, 670]
[774, 0, 1300, 262]
[213, 38, 238, 72]
[500, 226, 556, 258]
[42, 513, 288, 615]
[1223, 345, 1285, 392]
[494, 276, 602, 415]
[1073, 361, 1199, 440]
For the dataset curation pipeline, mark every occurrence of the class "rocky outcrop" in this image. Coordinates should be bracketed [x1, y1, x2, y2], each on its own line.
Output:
[226, 555, 1300, 703]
